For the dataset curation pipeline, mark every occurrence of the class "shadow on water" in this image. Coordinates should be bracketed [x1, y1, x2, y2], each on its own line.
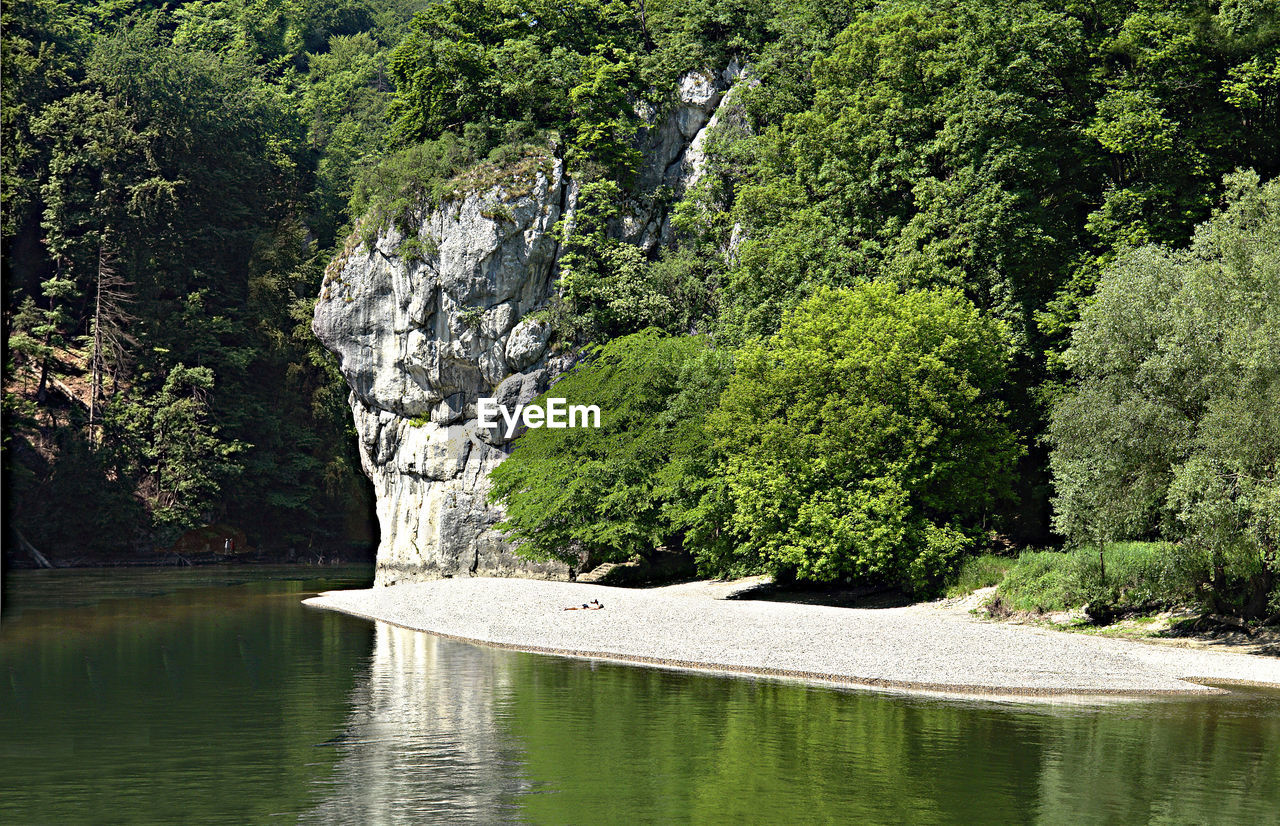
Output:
[3, 569, 1279, 824]
[0, 567, 376, 824]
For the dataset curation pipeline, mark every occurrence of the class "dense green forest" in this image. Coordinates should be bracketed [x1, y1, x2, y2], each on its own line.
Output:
[2, 0, 430, 560]
[3, 0, 1277, 615]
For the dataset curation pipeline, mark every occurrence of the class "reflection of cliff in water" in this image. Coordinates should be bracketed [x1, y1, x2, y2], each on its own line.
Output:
[301, 624, 531, 824]
[297, 618, 1280, 824]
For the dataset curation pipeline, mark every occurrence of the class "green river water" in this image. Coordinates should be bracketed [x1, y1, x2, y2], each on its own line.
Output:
[2, 567, 1278, 824]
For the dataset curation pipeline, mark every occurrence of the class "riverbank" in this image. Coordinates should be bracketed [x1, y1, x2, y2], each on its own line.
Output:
[303, 577, 1280, 699]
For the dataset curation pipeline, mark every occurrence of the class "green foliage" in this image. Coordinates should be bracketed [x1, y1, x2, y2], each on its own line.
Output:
[350, 132, 548, 239]
[651, 0, 1280, 570]
[382, 0, 757, 180]
[711, 283, 1019, 593]
[1048, 171, 1280, 616]
[4, 0, 385, 558]
[488, 330, 731, 568]
[394, 233, 435, 264]
[566, 50, 642, 175]
[712, 0, 1093, 356]
[944, 554, 1016, 598]
[303, 30, 395, 248]
[551, 182, 721, 341]
[555, 181, 671, 339]
[0, 0, 89, 240]
[698, 0, 1280, 390]
[385, 0, 645, 173]
[105, 365, 246, 534]
[994, 550, 1076, 613]
[995, 543, 1196, 616]
[7, 422, 145, 559]
[5, 0, 1279, 593]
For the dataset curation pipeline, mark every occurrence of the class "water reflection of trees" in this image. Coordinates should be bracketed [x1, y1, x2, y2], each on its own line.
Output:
[0, 576, 373, 823]
[1033, 692, 1280, 823]
[306, 626, 1280, 824]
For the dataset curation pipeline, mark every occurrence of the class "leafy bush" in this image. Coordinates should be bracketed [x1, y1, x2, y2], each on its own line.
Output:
[1048, 172, 1280, 617]
[384, 0, 705, 179]
[554, 181, 715, 340]
[489, 330, 731, 569]
[394, 234, 436, 263]
[710, 282, 1020, 594]
[992, 550, 1072, 612]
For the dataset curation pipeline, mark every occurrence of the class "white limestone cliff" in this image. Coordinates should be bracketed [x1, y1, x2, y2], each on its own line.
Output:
[314, 69, 744, 586]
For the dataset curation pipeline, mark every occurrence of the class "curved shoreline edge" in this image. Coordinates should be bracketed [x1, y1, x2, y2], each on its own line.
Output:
[303, 578, 1280, 702]
[306, 598, 1237, 700]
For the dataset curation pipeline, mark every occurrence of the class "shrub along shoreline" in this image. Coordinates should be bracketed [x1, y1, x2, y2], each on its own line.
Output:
[949, 543, 1280, 629]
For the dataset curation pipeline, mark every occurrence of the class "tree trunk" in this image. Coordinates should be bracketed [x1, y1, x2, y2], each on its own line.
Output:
[1243, 564, 1274, 621]
[89, 245, 104, 443]
[36, 326, 52, 403]
[14, 528, 55, 569]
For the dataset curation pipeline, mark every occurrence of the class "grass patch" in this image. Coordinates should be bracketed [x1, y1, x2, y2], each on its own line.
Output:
[395, 234, 437, 264]
[944, 554, 1016, 597]
[993, 542, 1191, 617]
[350, 132, 551, 243]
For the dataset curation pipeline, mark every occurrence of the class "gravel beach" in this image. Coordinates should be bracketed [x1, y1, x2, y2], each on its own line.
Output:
[304, 577, 1280, 698]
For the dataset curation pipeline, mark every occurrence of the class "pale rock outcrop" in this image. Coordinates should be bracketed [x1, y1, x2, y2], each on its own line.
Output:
[315, 156, 573, 584]
[315, 69, 746, 586]
[615, 61, 748, 252]
[504, 317, 551, 371]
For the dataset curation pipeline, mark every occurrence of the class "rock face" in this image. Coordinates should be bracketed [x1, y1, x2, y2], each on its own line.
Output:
[314, 155, 573, 585]
[616, 61, 747, 252]
[314, 69, 744, 586]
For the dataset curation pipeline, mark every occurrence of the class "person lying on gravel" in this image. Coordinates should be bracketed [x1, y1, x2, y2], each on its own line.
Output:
[564, 599, 604, 611]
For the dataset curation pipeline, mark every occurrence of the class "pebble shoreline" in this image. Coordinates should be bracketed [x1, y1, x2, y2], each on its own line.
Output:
[304, 577, 1280, 699]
